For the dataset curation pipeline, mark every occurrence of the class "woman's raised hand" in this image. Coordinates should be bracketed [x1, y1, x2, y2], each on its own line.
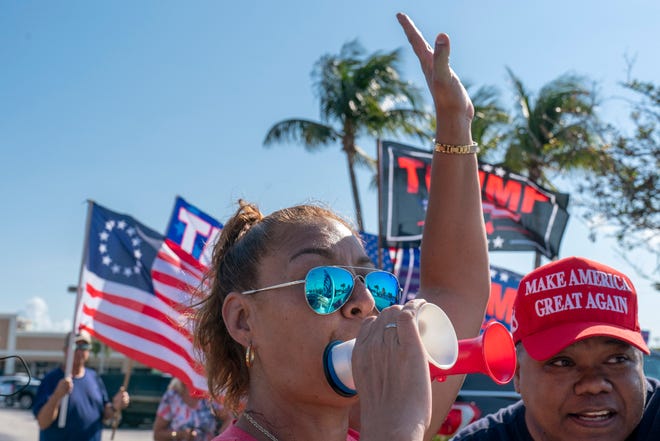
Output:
[396, 12, 474, 141]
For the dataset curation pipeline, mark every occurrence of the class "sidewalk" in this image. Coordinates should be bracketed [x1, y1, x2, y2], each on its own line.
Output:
[0, 406, 152, 441]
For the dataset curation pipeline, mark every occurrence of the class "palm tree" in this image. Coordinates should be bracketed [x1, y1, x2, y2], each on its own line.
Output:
[264, 40, 431, 231]
[502, 67, 609, 187]
[501, 68, 611, 267]
[469, 84, 511, 159]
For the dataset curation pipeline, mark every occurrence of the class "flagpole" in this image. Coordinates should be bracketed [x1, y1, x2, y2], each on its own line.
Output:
[376, 138, 383, 269]
[59, 199, 94, 428]
[111, 359, 133, 440]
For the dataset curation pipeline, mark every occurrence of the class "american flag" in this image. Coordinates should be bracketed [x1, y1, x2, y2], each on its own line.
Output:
[361, 232, 420, 302]
[77, 202, 208, 395]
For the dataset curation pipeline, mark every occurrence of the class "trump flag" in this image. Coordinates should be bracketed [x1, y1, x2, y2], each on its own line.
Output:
[379, 140, 570, 259]
[165, 196, 223, 266]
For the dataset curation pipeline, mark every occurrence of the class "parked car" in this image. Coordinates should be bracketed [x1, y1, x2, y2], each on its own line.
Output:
[0, 375, 42, 409]
[101, 372, 171, 427]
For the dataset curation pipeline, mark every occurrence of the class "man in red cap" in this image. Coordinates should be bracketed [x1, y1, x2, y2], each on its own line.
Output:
[453, 256, 659, 440]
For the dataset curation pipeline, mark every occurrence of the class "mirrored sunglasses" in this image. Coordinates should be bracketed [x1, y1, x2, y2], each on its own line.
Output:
[242, 266, 402, 315]
[75, 343, 91, 351]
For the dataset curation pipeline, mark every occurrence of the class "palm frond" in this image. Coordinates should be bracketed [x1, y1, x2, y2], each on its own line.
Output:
[469, 84, 510, 155]
[373, 108, 433, 141]
[352, 144, 377, 171]
[264, 119, 339, 151]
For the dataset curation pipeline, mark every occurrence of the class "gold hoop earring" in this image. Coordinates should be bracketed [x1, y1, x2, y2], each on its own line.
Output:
[245, 343, 255, 368]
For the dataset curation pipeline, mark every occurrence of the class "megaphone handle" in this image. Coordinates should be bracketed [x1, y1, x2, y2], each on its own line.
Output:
[429, 364, 448, 383]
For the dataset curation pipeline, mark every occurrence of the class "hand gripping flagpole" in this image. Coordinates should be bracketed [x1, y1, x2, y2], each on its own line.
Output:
[59, 200, 94, 428]
[111, 359, 133, 440]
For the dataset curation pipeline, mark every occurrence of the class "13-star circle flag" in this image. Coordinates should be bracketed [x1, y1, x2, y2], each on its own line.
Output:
[76, 201, 208, 395]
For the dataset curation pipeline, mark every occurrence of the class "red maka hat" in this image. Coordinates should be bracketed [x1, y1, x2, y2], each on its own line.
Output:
[511, 256, 649, 360]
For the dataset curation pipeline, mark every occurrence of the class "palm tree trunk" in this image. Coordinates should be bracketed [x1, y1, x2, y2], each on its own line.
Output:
[346, 152, 364, 231]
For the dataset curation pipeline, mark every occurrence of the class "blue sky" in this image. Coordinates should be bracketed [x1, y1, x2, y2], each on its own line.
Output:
[1, 1, 658, 344]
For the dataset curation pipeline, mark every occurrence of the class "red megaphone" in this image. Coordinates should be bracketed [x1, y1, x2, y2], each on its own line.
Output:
[428, 320, 516, 385]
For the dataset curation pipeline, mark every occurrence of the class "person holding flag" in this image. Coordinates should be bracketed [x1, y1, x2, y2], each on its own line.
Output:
[33, 331, 130, 441]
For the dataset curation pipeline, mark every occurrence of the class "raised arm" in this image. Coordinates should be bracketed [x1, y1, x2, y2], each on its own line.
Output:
[397, 12, 490, 438]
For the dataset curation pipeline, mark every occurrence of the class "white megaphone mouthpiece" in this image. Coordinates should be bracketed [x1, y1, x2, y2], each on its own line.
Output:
[323, 303, 459, 396]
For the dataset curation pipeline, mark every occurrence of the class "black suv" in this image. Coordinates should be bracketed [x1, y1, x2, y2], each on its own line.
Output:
[456, 373, 519, 417]
[0, 375, 41, 409]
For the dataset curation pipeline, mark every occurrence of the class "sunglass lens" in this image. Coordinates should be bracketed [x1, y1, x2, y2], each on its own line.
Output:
[365, 271, 400, 311]
[304, 267, 354, 314]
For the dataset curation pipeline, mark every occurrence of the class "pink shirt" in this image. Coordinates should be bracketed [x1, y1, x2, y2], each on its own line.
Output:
[213, 423, 360, 441]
